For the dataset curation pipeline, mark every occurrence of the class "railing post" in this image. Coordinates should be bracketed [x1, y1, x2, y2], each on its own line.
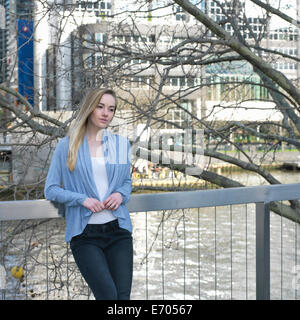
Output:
[256, 202, 270, 300]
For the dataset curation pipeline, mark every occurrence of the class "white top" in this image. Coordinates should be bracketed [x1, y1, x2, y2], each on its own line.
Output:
[88, 156, 117, 224]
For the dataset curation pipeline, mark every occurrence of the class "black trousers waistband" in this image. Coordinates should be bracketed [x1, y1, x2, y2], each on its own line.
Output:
[85, 219, 119, 233]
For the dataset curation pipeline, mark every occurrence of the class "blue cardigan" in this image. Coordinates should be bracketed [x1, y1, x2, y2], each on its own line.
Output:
[44, 129, 132, 242]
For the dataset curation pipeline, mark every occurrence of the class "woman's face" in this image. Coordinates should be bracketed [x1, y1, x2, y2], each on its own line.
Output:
[87, 93, 116, 130]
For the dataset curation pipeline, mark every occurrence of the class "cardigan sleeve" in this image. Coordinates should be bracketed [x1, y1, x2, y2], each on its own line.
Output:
[114, 140, 132, 204]
[44, 140, 87, 207]
[114, 169, 132, 204]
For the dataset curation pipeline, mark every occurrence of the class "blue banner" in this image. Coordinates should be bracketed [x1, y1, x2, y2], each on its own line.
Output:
[17, 19, 34, 107]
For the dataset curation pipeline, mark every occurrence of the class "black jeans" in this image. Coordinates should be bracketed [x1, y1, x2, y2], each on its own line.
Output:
[70, 220, 133, 300]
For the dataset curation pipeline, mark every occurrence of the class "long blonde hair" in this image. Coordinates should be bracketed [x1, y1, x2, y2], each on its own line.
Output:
[67, 88, 117, 171]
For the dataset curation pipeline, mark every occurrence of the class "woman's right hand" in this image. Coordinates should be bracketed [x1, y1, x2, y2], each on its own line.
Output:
[82, 197, 105, 213]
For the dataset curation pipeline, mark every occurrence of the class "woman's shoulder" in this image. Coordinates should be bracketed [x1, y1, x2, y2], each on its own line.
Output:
[55, 136, 69, 151]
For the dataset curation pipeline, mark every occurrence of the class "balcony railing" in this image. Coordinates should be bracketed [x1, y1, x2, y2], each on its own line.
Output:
[1, 183, 300, 300]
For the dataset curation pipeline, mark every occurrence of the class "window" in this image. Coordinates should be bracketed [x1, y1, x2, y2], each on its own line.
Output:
[164, 100, 192, 129]
[149, 34, 155, 42]
[171, 77, 178, 86]
[76, 1, 111, 16]
[84, 53, 93, 68]
[96, 54, 102, 66]
[187, 77, 195, 87]
[95, 33, 107, 43]
[84, 33, 93, 49]
[167, 76, 197, 88]
[129, 76, 151, 88]
[174, 4, 187, 21]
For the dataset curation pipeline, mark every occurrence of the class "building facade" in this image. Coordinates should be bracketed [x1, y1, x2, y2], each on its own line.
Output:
[1, 0, 299, 185]
[34, 0, 299, 125]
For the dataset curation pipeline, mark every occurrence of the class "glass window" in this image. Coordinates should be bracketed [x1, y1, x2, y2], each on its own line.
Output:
[171, 78, 178, 86]
[187, 78, 194, 87]
[95, 33, 102, 42]
[180, 77, 185, 86]
[85, 54, 93, 68]
[95, 54, 101, 65]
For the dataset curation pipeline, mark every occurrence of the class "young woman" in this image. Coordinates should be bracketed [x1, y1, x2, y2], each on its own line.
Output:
[44, 88, 133, 300]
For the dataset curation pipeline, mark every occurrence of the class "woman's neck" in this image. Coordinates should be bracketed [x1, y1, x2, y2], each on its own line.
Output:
[86, 127, 105, 142]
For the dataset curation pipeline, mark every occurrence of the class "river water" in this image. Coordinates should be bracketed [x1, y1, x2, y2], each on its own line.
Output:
[1, 169, 300, 300]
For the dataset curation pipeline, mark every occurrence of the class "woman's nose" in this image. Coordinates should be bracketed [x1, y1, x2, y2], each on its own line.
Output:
[102, 107, 109, 116]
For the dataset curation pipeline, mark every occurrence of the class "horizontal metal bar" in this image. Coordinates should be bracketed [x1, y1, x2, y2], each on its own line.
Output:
[128, 183, 300, 211]
[0, 199, 60, 220]
[1, 183, 300, 221]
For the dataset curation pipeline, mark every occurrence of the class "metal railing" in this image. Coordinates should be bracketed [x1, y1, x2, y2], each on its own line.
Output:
[1, 183, 300, 300]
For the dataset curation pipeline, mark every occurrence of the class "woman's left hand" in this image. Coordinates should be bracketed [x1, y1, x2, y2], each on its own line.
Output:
[103, 192, 123, 211]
